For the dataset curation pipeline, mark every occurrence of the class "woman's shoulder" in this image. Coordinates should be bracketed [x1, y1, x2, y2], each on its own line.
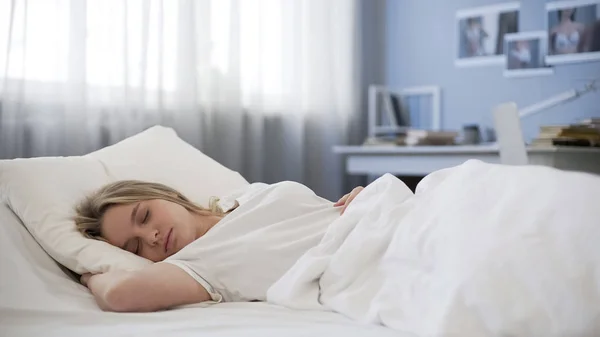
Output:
[574, 22, 585, 31]
[217, 182, 270, 211]
[267, 181, 319, 197]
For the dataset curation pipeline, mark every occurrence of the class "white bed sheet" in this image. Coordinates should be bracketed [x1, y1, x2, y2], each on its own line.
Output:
[0, 204, 402, 337]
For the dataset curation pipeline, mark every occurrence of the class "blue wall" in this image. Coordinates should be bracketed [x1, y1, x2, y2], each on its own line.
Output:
[385, 0, 600, 143]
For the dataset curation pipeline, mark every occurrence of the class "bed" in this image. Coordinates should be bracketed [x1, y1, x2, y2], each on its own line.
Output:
[0, 203, 401, 337]
[2, 126, 600, 336]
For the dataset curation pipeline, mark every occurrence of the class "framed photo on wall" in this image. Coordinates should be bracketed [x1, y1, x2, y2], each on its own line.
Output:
[455, 2, 520, 67]
[504, 31, 554, 78]
[546, 0, 600, 65]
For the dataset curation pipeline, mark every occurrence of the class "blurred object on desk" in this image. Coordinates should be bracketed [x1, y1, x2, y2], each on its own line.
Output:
[363, 129, 459, 147]
[461, 124, 481, 145]
[530, 118, 600, 148]
[402, 129, 459, 146]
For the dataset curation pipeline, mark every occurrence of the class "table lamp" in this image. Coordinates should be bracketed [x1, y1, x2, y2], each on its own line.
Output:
[493, 78, 598, 166]
[519, 79, 598, 118]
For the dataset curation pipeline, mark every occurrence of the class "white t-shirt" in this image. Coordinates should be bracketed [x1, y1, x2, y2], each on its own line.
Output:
[162, 181, 341, 303]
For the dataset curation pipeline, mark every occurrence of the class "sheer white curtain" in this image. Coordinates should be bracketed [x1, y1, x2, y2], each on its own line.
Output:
[0, 0, 362, 199]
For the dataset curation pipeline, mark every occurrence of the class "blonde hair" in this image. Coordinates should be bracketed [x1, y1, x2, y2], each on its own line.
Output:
[74, 180, 223, 240]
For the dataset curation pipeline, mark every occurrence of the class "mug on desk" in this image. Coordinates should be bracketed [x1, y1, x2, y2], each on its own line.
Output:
[461, 124, 481, 145]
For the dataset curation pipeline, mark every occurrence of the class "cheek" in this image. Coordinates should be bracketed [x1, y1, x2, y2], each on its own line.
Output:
[179, 209, 194, 232]
[176, 209, 195, 236]
[163, 204, 191, 230]
[169, 206, 188, 225]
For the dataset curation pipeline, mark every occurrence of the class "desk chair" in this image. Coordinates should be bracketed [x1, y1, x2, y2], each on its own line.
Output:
[493, 102, 528, 165]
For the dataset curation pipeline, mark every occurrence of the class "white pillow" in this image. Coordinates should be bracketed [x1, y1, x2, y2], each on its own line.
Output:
[0, 203, 90, 312]
[0, 125, 249, 274]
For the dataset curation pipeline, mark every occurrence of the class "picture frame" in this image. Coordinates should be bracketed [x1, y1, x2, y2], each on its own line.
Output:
[455, 2, 521, 68]
[504, 31, 554, 78]
[545, 0, 600, 65]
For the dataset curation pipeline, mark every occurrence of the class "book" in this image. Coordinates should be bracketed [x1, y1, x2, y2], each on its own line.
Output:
[363, 129, 459, 147]
[530, 119, 600, 148]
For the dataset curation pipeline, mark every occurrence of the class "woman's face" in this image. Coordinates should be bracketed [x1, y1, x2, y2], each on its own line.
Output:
[517, 40, 528, 49]
[561, 8, 574, 21]
[101, 199, 198, 262]
[469, 20, 480, 29]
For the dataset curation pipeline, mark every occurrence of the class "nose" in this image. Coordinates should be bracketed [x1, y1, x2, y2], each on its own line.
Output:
[144, 228, 160, 246]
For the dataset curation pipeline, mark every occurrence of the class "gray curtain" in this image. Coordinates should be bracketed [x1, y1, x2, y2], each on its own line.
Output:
[0, 0, 385, 201]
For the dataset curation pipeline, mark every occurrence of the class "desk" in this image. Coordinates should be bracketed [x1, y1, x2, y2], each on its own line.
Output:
[333, 144, 600, 177]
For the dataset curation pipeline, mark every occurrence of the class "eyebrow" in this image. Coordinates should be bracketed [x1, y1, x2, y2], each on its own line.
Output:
[121, 203, 140, 250]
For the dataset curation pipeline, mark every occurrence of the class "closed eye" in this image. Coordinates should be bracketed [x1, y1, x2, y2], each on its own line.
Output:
[142, 209, 150, 224]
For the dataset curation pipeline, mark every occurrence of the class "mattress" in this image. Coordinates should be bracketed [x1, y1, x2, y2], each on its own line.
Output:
[0, 204, 401, 337]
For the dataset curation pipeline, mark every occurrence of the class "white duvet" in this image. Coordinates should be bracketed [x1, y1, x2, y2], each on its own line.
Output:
[267, 159, 600, 336]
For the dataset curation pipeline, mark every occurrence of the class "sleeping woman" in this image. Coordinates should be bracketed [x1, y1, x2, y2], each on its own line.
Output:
[74, 180, 364, 312]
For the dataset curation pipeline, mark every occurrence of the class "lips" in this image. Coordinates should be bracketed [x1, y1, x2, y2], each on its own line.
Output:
[164, 228, 173, 253]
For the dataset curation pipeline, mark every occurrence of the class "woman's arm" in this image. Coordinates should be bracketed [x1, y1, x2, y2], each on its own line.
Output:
[83, 263, 211, 312]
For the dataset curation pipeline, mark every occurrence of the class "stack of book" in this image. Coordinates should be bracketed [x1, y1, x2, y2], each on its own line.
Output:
[530, 118, 600, 148]
[363, 129, 459, 146]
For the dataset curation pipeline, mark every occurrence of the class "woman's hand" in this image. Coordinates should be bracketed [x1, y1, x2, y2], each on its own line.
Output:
[334, 186, 364, 215]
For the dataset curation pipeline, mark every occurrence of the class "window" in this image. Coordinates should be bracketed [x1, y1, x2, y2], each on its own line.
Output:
[0, 0, 181, 91]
